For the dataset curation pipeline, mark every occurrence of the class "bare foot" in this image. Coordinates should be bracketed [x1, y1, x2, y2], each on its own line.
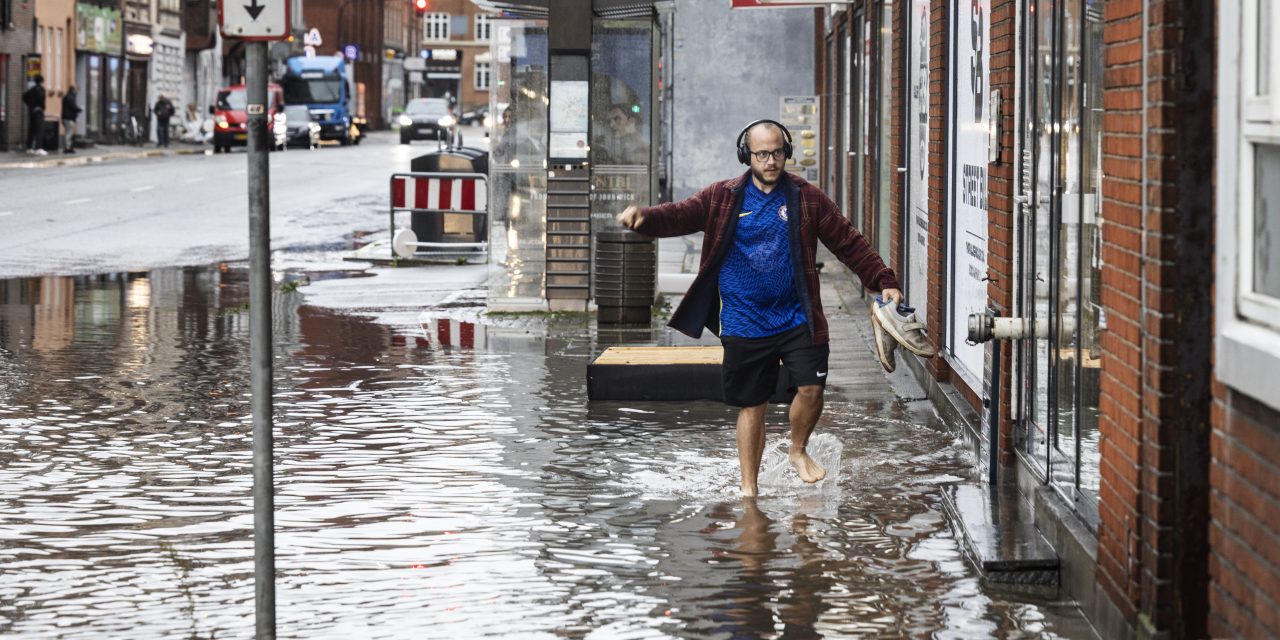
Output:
[788, 448, 827, 484]
[740, 483, 758, 497]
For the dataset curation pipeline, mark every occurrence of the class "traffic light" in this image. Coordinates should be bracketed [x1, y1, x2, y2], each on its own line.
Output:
[414, 0, 428, 13]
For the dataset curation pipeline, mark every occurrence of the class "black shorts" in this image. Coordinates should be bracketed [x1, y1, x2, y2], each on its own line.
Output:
[721, 324, 830, 407]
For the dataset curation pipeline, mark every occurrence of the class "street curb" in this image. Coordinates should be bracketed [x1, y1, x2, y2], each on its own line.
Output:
[0, 147, 205, 170]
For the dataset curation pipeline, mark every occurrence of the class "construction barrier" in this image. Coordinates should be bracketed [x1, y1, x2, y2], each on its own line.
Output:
[389, 172, 488, 258]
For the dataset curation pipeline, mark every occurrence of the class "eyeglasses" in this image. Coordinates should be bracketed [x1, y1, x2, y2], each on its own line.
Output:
[749, 148, 786, 162]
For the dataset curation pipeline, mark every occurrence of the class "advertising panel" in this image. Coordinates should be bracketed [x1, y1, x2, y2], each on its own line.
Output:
[948, 0, 991, 386]
[779, 95, 820, 183]
[905, 0, 930, 323]
[76, 4, 122, 54]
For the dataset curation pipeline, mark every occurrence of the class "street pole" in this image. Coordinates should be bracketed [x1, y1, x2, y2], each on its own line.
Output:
[245, 39, 276, 640]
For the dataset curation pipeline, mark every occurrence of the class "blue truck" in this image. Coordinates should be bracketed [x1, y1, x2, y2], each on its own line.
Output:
[282, 56, 365, 145]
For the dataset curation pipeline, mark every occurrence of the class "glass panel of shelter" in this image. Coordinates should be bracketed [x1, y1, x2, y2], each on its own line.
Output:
[487, 21, 550, 304]
[589, 18, 654, 232]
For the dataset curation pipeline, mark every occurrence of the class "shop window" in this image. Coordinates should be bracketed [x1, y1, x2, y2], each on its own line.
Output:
[423, 13, 450, 41]
[474, 61, 490, 90]
[1217, 0, 1280, 410]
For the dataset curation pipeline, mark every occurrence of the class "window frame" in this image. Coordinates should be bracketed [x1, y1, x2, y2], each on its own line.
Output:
[423, 12, 451, 41]
[474, 61, 490, 90]
[1218, 0, 1280, 412]
[475, 14, 492, 41]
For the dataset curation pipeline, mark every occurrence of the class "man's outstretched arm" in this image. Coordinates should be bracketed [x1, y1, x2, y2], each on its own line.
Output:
[616, 186, 714, 237]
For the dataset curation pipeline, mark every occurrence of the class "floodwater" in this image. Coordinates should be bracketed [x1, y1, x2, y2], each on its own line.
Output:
[0, 266, 1094, 638]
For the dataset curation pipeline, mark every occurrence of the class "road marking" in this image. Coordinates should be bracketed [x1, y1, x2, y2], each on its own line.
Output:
[64, 198, 91, 205]
[0, 211, 13, 217]
[184, 177, 206, 183]
[130, 185, 155, 193]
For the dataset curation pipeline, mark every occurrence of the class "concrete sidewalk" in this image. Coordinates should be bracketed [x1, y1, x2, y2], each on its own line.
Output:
[0, 142, 207, 170]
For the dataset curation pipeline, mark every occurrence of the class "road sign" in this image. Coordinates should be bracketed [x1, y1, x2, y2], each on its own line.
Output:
[220, 0, 289, 41]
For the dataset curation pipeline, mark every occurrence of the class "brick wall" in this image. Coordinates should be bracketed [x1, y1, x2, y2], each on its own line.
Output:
[1, 0, 37, 151]
[1209, 389, 1280, 636]
[1097, 0, 1213, 636]
[986, 0, 1015, 460]
[925, 0, 949, 383]
[889, 0, 903, 274]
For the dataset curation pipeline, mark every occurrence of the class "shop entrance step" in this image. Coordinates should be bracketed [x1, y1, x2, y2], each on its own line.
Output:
[940, 482, 1060, 592]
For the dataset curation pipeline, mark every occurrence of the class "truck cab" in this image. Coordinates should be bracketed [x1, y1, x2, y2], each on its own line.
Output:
[283, 56, 364, 145]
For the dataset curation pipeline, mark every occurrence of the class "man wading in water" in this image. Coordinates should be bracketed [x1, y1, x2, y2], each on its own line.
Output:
[617, 120, 904, 496]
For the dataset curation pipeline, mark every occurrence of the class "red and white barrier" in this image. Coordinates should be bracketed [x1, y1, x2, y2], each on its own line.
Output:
[391, 175, 487, 213]
[419, 315, 486, 349]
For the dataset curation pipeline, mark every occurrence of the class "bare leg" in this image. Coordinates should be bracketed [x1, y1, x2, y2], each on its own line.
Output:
[788, 385, 827, 483]
[736, 403, 768, 496]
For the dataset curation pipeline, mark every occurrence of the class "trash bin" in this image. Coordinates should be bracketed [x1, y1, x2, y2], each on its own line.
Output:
[41, 119, 61, 152]
[408, 147, 490, 248]
[595, 230, 656, 325]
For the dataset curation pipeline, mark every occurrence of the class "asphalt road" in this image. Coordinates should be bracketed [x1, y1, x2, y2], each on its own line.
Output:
[0, 129, 487, 278]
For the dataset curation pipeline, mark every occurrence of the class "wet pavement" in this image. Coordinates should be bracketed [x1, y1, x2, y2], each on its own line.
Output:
[0, 264, 1098, 638]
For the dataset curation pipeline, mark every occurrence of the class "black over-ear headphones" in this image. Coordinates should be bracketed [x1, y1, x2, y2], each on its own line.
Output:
[736, 119, 794, 165]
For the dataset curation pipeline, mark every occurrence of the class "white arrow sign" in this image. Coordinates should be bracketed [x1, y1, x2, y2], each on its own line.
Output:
[220, 0, 289, 41]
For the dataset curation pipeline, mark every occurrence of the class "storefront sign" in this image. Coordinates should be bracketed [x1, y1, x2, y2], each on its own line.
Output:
[948, 0, 991, 386]
[76, 4, 122, 54]
[126, 34, 153, 56]
[779, 95, 820, 183]
[906, 0, 930, 323]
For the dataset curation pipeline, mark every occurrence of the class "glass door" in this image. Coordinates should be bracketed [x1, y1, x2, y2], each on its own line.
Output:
[1017, 0, 1102, 525]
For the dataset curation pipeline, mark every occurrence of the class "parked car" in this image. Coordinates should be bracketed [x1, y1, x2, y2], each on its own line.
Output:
[399, 98, 458, 145]
[274, 105, 321, 150]
[212, 83, 284, 153]
[459, 104, 488, 126]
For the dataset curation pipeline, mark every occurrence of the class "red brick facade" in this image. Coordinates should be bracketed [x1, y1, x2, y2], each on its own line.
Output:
[1098, 0, 1214, 635]
[987, 0, 1015, 460]
[817, 0, 1279, 638]
[1210, 389, 1280, 636]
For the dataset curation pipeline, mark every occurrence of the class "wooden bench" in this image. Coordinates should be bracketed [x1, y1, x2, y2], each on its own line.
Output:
[587, 346, 794, 403]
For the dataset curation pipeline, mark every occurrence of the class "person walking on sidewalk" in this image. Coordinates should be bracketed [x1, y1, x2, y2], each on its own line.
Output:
[616, 119, 904, 497]
[153, 94, 175, 148]
[61, 87, 82, 154]
[22, 75, 47, 156]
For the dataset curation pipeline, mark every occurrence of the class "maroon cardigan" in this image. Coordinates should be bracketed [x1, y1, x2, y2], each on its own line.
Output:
[633, 170, 899, 345]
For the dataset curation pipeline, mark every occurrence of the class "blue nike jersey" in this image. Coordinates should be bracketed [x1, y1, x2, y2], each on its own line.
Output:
[717, 179, 806, 338]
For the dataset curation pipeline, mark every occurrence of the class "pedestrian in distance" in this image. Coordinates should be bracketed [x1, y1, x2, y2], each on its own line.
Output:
[22, 75, 47, 156]
[153, 94, 175, 148]
[62, 86, 82, 154]
[616, 119, 913, 497]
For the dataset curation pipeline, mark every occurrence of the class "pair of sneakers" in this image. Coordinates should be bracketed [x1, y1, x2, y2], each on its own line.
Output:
[869, 295, 937, 373]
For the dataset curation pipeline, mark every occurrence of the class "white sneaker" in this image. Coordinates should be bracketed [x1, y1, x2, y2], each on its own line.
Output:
[872, 298, 938, 357]
[870, 298, 898, 373]
[34, 149, 48, 156]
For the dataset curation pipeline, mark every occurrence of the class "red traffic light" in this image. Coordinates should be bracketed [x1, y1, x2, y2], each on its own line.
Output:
[414, 0, 428, 13]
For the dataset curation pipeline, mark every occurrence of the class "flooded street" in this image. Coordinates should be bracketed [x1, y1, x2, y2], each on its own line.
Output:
[0, 266, 1093, 638]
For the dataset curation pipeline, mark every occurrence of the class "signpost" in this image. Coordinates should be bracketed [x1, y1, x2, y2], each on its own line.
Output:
[219, 1, 287, 637]
[218, 0, 289, 39]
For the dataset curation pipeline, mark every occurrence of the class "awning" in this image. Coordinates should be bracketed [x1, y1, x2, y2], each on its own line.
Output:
[468, 0, 660, 19]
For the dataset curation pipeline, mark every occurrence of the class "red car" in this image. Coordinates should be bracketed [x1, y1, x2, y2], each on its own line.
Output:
[212, 83, 284, 153]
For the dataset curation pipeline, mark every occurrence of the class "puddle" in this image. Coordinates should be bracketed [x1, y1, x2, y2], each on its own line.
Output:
[0, 265, 1094, 638]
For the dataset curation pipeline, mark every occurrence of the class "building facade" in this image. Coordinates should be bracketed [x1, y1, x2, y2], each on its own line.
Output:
[1, 0, 38, 150]
[416, 0, 494, 115]
[817, 1, 1272, 637]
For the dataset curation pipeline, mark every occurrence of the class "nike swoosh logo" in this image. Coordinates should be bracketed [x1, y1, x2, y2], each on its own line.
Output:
[817, 371, 827, 377]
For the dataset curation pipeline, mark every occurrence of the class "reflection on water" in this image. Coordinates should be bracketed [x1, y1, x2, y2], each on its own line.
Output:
[0, 267, 1090, 638]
